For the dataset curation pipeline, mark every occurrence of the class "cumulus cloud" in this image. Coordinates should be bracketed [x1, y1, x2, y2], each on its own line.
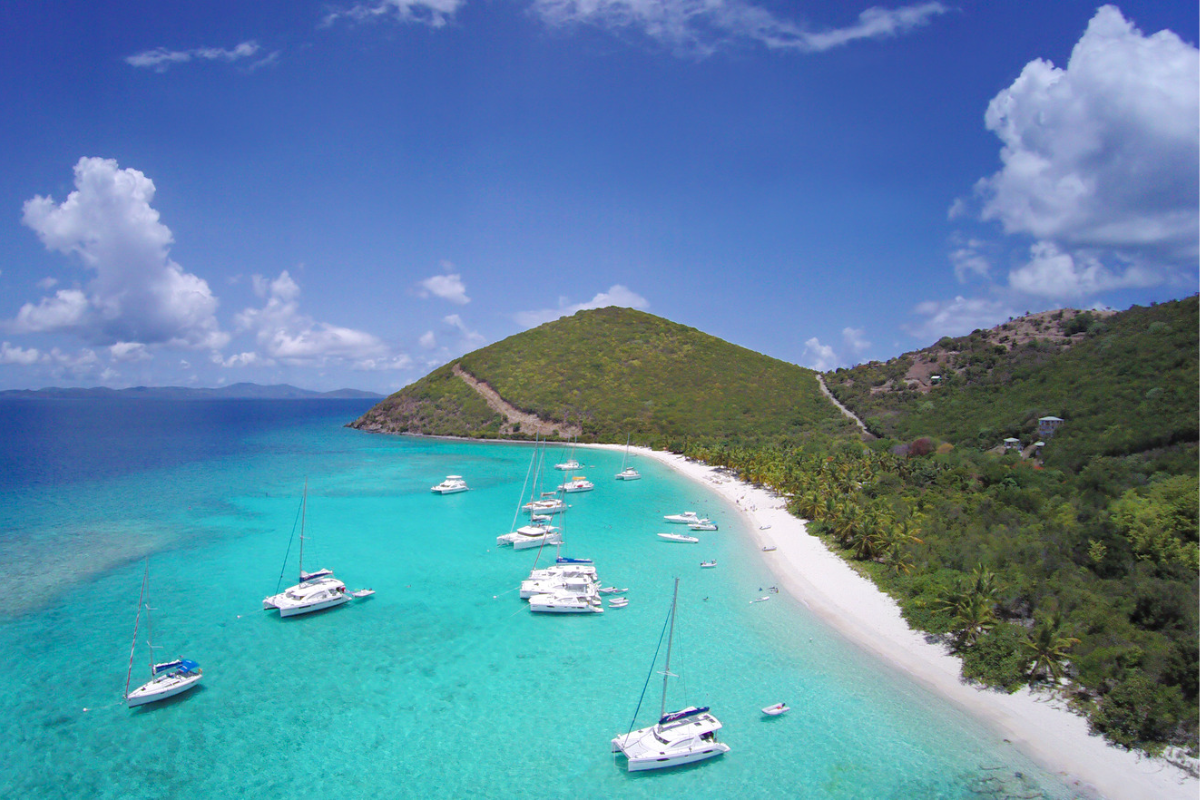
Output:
[321, 0, 463, 28]
[905, 296, 1018, 342]
[109, 342, 152, 362]
[974, 6, 1198, 263]
[1008, 241, 1159, 299]
[800, 337, 839, 371]
[234, 270, 396, 368]
[419, 331, 437, 349]
[531, 0, 947, 57]
[125, 41, 274, 72]
[515, 284, 649, 328]
[948, 236, 991, 282]
[0, 342, 41, 366]
[842, 327, 870, 354]
[211, 351, 267, 368]
[14, 158, 228, 350]
[417, 269, 470, 304]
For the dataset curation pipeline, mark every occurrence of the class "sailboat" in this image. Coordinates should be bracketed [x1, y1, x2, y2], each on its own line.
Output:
[262, 481, 356, 617]
[611, 578, 729, 770]
[614, 435, 641, 481]
[554, 434, 580, 471]
[125, 559, 202, 707]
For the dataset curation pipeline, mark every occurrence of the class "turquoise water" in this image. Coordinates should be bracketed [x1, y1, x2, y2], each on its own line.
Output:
[0, 401, 1079, 798]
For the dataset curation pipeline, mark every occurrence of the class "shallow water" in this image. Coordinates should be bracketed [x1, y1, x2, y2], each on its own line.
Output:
[0, 399, 1079, 798]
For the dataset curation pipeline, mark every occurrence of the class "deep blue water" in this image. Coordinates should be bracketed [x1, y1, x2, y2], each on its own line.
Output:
[0, 399, 1080, 799]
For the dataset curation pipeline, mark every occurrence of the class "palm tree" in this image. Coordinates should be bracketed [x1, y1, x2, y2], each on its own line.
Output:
[1024, 612, 1079, 684]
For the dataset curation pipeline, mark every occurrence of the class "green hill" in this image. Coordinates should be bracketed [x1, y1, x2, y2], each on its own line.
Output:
[350, 307, 856, 446]
[824, 297, 1199, 470]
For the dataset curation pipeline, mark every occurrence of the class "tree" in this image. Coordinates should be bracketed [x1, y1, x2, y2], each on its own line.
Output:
[1024, 612, 1080, 684]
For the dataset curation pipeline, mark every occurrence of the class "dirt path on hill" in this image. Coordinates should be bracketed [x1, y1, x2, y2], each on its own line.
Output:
[452, 364, 582, 438]
[817, 374, 872, 438]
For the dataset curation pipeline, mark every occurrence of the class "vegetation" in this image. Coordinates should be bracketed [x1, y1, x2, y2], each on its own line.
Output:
[351, 307, 856, 446]
[350, 297, 1198, 757]
[683, 434, 1198, 757]
[826, 298, 1198, 473]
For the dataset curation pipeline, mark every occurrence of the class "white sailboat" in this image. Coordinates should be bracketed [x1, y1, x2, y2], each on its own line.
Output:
[263, 482, 355, 617]
[554, 435, 580, 471]
[615, 435, 641, 481]
[125, 559, 202, 707]
[557, 475, 594, 493]
[611, 578, 729, 770]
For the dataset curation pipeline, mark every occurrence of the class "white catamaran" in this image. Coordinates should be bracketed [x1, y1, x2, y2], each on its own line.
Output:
[611, 578, 729, 770]
[124, 559, 202, 707]
[263, 482, 368, 617]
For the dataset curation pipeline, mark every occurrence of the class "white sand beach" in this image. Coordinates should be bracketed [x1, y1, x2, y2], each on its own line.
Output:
[592, 443, 1198, 800]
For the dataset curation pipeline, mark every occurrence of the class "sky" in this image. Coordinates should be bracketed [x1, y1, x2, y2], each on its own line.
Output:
[0, 1, 1196, 393]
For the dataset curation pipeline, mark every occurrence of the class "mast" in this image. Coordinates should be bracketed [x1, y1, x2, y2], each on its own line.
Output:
[124, 558, 149, 699]
[622, 434, 630, 470]
[659, 577, 680, 723]
[297, 478, 307, 581]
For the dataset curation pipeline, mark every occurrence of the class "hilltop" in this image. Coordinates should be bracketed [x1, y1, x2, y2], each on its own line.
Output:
[350, 307, 857, 446]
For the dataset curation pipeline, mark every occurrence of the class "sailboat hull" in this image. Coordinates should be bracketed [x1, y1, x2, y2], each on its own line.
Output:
[126, 670, 202, 707]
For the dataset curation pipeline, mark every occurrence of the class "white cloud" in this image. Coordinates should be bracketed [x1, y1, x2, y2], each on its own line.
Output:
[36, 277, 58, 290]
[443, 313, 486, 348]
[212, 351, 268, 368]
[109, 342, 152, 362]
[948, 236, 991, 282]
[322, 0, 464, 28]
[354, 354, 414, 371]
[842, 327, 870, 354]
[800, 337, 839, 371]
[531, 1, 947, 57]
[514, 284, 649, 328]
[126, 41, 268, 72]
[234, 270, 395, 366]
[0, 342, 41, 365]
[419, 331, 437, 349]
[1008, 241, 1159, 300]
[417, 270, 470, 304]
[974, 6, 1198, 260]
[905, 296, 1018, 341]
[15, 158, 228, 350]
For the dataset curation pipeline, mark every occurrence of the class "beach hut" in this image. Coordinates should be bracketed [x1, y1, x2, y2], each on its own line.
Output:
[1003, 437, 1021, 452]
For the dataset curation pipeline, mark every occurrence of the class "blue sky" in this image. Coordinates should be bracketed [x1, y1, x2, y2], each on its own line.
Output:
[0, 1, 1196, 393]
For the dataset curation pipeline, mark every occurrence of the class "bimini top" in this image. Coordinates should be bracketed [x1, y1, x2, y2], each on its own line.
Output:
[556, 556, 593, 565]
[153, 659, 200, 675]
[659, 706, 709, 726]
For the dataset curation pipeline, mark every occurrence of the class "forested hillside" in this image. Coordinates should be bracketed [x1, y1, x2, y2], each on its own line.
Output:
[689, 298, 1199, 757]
[351, 307, 856, 446]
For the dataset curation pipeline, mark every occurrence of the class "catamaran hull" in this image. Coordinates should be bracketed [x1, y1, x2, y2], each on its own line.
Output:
[276, 594, 351, 617]
[612, 741, 730, 771]
[127, 671, 202, 707]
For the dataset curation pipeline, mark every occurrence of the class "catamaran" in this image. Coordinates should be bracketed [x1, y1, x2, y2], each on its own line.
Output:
[263, 482, 360, 618]
[124, 559, 202, 707]
[431, 475, 469, 494]
[615, 435, 641, 481]
[557, 475, 594, 493]
[497, 522, 563, 550]
[611, 578, 729, 770]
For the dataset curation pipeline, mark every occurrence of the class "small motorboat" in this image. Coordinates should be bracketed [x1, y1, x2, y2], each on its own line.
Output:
[663, 511, 701, 524]
[658, 533, 699, 543]
[598, 586, 628, 594]
[699, 560, 716, 569]
[762, 703, 790, 716]
[351, 589, 375, 598]
[761, 545, 777, 552]
[750, 596, 770, 604]
[608, 597, 629, 608]
[688, 519, 718, 531]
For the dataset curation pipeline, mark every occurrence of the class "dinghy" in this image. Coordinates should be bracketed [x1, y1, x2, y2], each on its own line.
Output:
[762, 703, 789, 716]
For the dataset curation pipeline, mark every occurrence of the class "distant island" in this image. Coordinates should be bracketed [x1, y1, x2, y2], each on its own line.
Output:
[0, 382, 383, 401]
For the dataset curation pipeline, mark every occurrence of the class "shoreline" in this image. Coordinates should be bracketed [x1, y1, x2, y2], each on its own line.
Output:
[590, 442, 1197, 800]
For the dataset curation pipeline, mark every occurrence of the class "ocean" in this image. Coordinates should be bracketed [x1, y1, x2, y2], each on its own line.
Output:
[0, 398, 1079, 799]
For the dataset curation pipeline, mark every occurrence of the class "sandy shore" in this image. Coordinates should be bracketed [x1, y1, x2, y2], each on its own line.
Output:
[590, 443, 1197, 800]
